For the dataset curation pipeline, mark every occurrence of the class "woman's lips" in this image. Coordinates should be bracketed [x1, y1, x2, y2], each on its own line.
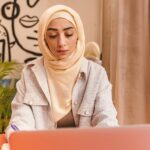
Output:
[56, 50, 69, 55]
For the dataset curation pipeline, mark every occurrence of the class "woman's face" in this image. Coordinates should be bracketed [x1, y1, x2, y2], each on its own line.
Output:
[45, 18, 78, 60]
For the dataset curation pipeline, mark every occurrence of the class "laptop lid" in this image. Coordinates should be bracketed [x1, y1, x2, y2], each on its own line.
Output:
[9, 126, 150, 150]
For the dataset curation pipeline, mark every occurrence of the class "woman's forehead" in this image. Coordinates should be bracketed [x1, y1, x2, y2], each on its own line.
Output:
[47, 18, 75, 30]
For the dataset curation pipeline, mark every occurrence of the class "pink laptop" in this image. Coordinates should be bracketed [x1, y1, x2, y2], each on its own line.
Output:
[9, 125, 150, 150]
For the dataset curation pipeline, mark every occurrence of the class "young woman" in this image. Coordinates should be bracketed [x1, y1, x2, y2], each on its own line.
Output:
[5, 4, 118, 141]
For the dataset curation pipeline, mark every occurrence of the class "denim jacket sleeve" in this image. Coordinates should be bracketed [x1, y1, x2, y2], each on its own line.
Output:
[5, 67, 35, 141]
[91, 68, 118, 127]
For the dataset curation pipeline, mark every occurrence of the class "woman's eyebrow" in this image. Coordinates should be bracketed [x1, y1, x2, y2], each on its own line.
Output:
[47, 27, 57, 31]
[63, 27, 74, 31]
[47, 26, 74, 31]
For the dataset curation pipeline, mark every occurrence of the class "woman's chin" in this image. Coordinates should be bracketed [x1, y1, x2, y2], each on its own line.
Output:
[56, 55, 69, 60]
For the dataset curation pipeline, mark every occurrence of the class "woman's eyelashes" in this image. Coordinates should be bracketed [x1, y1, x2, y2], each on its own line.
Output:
[49, 34, 57, 39]
[65, 33, 73, 38]
[48, 32, 74, 39]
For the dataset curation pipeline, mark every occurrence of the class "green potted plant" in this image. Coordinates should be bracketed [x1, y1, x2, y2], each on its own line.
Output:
[0, 61, 22, 133]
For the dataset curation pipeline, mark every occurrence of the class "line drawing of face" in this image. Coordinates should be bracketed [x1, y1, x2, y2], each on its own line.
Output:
[45, 18, 78, 60]
[1, 0, 41, 58]
[0, 23, 11, 61]
[26, 0, 40, 8]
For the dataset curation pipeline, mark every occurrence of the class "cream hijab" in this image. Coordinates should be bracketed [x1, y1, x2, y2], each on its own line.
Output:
[38, 5, 85, 122]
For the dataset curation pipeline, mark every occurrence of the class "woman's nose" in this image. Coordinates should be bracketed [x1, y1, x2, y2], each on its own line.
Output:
[58, 35, 66, 48]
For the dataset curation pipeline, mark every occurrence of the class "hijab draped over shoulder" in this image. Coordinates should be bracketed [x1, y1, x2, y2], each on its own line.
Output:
[38, 5, 85, 122]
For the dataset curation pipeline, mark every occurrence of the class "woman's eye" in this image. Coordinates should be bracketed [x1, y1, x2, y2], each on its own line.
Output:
[49, 35, 57, 39]
[65, 34, 73, 38]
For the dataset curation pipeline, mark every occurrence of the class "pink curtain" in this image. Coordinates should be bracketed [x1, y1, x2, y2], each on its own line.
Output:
[102, 0, 150, 124]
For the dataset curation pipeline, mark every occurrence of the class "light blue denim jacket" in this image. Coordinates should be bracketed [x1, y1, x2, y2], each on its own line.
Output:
[5, 57, 118, 140]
